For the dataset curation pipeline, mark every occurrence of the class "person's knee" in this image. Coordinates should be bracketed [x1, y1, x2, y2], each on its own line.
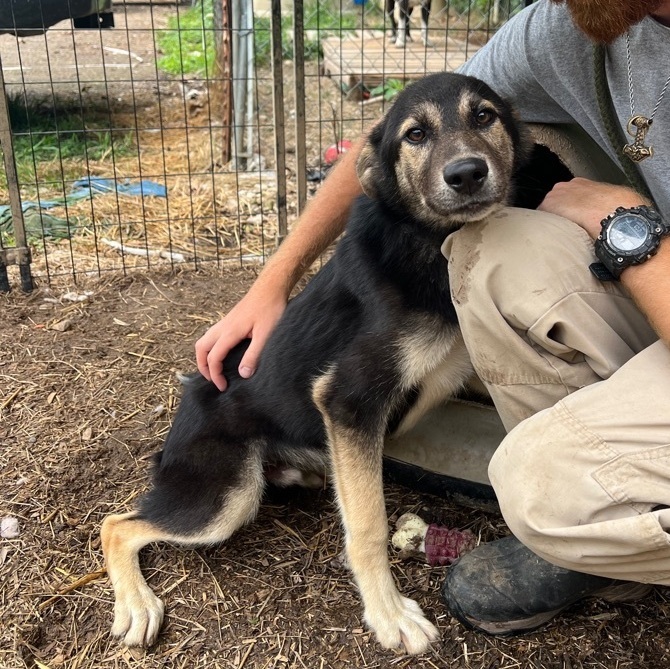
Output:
[488, 410, 587, 569]
[489, 430, 549, 545]
[445, 208, 600, 329]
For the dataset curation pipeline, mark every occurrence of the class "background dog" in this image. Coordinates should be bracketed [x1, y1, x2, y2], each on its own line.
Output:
[387, 0, 432, 47]
[101, 72, 530, 655]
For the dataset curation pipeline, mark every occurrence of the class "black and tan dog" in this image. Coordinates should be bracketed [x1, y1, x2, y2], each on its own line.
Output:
[101, 73, 530, 655]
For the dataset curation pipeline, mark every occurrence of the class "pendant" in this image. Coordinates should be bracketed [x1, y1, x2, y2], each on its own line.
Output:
[623, 115, 654, 163]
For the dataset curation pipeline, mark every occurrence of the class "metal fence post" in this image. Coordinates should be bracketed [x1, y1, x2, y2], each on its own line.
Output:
[0, 53, 33, 292]
[231, 0, 256, 171]
[293, 0, 307, 216]
[271, 0, 288, 245]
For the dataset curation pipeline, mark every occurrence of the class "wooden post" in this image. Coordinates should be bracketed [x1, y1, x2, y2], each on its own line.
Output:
[214, 0, 233, 165]
[0, 53, 32, 292]
[293, 0, 307, 216]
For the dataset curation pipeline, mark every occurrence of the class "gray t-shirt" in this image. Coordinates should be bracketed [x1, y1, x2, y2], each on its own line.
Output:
[459, 0, 670, 219]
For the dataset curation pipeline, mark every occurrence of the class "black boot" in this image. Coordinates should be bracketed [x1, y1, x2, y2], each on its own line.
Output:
[442, 535, 651, 635]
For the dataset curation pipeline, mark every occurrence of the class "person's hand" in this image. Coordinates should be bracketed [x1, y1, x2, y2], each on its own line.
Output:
[537, 178, 649, 239]
[195, 286, 287, 391]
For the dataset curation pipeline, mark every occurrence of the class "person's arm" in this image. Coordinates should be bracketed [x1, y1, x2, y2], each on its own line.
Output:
[622, 239, 670, 343]
[538, 177, 670, 344]
[196, 134, 367, 391]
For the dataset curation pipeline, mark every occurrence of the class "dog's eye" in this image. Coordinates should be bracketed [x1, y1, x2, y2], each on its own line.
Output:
[405, 128, 426, 143]
[475, 109, 496, 126]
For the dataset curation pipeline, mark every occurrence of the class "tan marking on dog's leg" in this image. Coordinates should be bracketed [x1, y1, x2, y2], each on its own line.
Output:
[313, 374, 437, 654]
[330, 426, 438, 654]
[196, 448, 265, 544]
[101, 513, 166, 647]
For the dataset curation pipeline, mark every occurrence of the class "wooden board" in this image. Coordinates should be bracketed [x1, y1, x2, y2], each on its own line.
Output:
[321, 30, 480, 98]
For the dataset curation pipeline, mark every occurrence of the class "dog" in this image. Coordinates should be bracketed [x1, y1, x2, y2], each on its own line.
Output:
[386, 0, 432, 47]
[101, 72, 530, 655]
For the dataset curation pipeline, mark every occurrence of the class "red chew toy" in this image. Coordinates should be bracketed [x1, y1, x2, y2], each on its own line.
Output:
[424, 524, 476, 566]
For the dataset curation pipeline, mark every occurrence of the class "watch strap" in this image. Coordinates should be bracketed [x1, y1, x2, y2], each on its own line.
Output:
[589, 262, 618, 282]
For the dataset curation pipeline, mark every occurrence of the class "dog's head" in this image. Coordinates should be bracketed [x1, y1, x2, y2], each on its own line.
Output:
[357, 73, 531, 228]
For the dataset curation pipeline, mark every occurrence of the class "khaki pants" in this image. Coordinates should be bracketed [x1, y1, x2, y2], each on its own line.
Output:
[443, 208, 670, 584]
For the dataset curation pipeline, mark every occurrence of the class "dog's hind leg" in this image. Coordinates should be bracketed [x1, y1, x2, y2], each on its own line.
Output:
[100, 513, 167, 647]
[313, 372, 438, 655]
[101, 447, 265, 647]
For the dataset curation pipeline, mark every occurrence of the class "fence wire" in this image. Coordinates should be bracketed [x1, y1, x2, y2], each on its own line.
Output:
[0, 0, 527, 291]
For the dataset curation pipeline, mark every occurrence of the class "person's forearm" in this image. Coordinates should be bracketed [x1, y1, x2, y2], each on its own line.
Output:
[196, 132, 369, 389]
[537, 179, 670, 345]
[621, 237, 670, 345]
[253, 134, 367, 299]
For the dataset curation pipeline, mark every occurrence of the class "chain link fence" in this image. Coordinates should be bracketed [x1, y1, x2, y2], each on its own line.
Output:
[0, 0, 528, 291]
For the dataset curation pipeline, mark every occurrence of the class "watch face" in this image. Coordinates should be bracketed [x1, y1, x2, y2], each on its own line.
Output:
[607, 214, 649, 253]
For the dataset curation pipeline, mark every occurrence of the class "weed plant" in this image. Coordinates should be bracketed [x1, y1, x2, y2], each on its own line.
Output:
[156, 0, 216, 77]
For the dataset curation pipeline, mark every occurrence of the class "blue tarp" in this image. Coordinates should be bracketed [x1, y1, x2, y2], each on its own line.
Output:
[0, 177, 167, 238]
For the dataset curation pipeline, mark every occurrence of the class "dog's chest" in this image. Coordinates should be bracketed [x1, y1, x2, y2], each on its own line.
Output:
[395, 318, 460, 388]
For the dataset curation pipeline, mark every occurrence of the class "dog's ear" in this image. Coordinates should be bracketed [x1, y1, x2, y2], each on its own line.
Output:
[356, 122, 384, 199]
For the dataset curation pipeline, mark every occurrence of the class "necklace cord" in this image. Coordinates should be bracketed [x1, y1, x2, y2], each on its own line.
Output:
[593, 43, 656, 204]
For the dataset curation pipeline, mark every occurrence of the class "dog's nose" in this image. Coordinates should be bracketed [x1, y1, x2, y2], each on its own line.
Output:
[443, 158, 489, 195]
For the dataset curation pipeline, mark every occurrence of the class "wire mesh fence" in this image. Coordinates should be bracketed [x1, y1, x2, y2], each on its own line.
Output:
[0, 0, 528, 291]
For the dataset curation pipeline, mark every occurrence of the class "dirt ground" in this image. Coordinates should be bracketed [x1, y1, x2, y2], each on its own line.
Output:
[2, 267, 670, 669]
[0, 2, 174, 99]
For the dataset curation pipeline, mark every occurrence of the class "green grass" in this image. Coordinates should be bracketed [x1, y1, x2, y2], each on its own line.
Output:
[369, 78, 406, 101]
[156, 0, 216, 78]
[5, 95, 135, 188]
[154, 0, 529, 78]
[155, 0, 360, 76]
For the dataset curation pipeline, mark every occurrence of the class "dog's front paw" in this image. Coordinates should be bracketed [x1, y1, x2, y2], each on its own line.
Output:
[111, 585, 165, 647]
[365, 594, 438, 655]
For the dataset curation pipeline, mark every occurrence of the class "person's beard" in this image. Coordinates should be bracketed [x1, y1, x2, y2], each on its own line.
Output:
[550, 0, 663, 42]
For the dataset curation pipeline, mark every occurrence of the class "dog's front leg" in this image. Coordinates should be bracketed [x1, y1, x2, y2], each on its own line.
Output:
[313, 376, 438, 654]
[394, 0, 411, 46]
[331, 425, 438, 653]
[386, 0, 398, 41]
[420, 0, 432, 46]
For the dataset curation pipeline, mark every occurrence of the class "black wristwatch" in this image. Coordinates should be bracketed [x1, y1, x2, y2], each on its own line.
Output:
[589, 205, 669, 281]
